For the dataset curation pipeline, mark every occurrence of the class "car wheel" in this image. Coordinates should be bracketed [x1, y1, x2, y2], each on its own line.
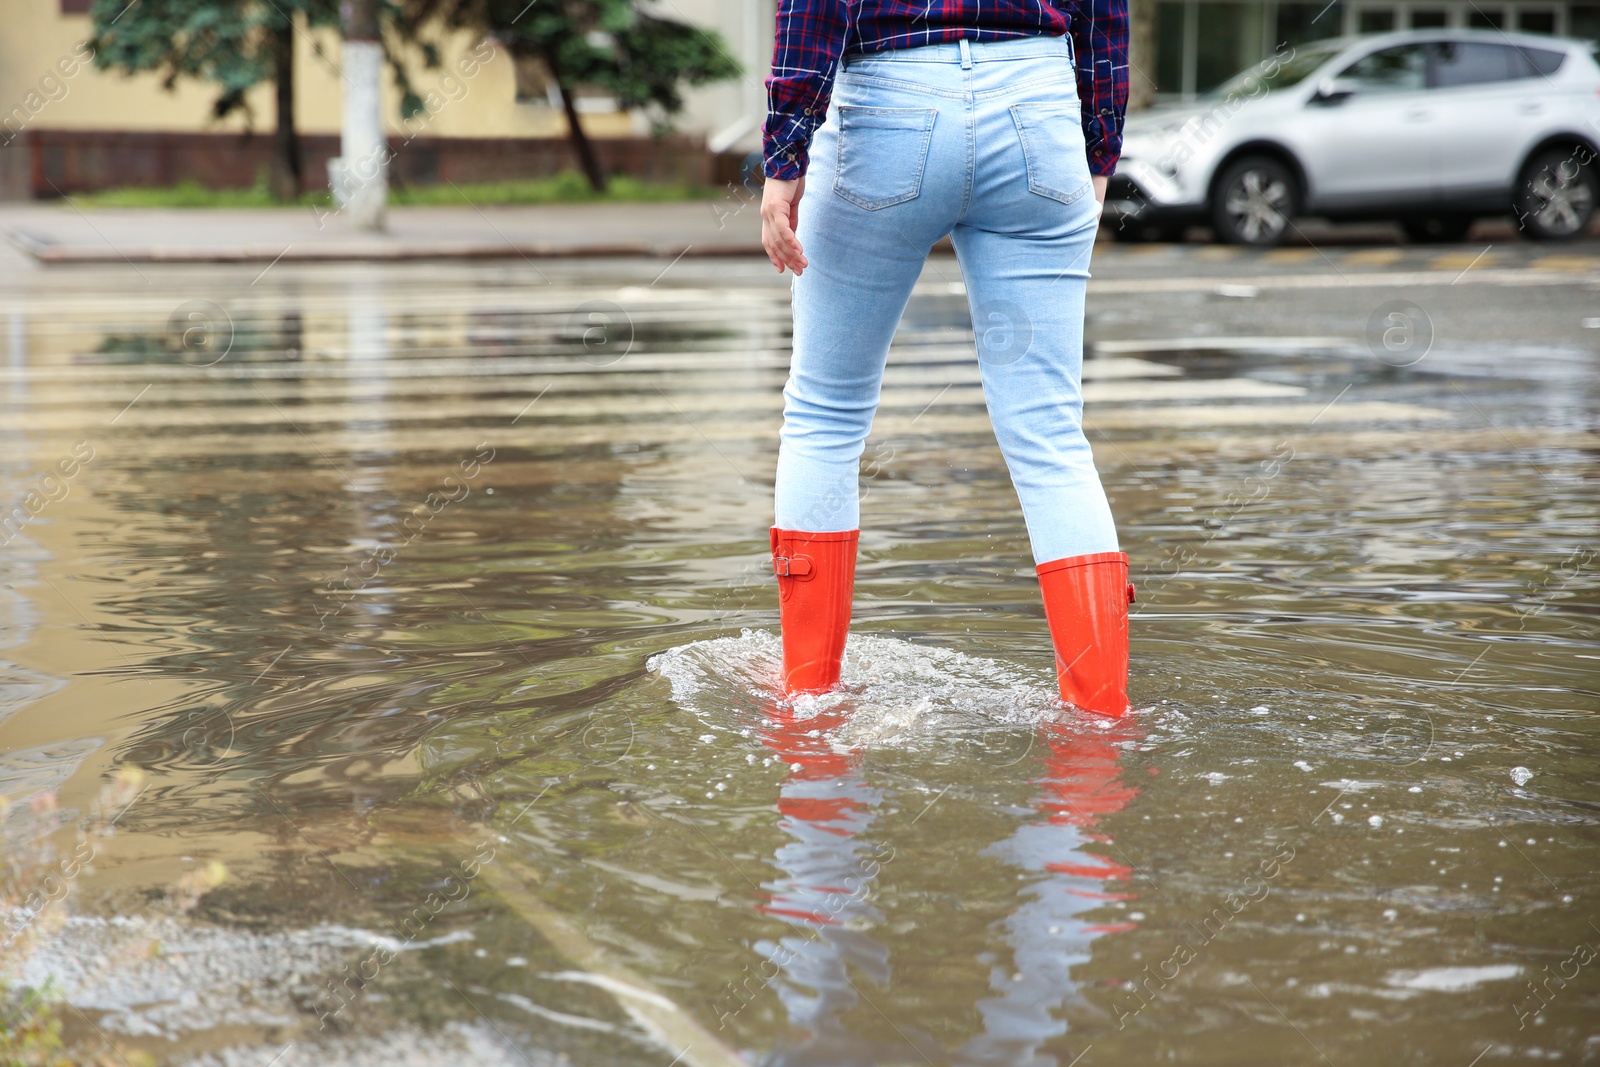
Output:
[1211, 156, 1299, 246]
[1401, 215, 1474, 243]
[1514, 148, 1598, 241]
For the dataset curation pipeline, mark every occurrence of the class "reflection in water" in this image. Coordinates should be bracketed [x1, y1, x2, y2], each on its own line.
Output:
[747, 688, 1142, 1067]
[961, 719, 1141, 1066]
[3, 261, 1597, 1065]
[753, 699, 897, 1067]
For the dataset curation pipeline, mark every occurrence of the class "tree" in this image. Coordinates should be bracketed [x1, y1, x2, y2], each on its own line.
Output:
[401, 0, 740, 191]
[89, 0, 340, 200]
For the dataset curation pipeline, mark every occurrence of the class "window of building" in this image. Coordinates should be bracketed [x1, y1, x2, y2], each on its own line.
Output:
[1154, 0, 1293, 98]
[1276, 0, 1346, 46]
[1195, 2, 1272, 92]
[1358, 8, 1398, 30]
[1467, 6, 1505, 27]
[1573, 3, 1600, 40]
[513, 54, 553, 105]
[1409, 8, 1451, 28]
[1337, 42, 1428, 91]
[1515, 9, 1557, 32]
[1155, 0, 1189, 94]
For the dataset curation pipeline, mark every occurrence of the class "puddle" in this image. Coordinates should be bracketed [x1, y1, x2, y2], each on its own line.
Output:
[1, 258, 1596, 1065]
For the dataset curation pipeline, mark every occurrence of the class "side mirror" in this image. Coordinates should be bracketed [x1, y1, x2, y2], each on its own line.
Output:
[1311, 79, 1358, 105]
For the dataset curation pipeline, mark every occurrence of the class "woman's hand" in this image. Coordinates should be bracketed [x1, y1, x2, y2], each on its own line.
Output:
[1093, 175, 1109, 206]
[761, 176, 809, 276]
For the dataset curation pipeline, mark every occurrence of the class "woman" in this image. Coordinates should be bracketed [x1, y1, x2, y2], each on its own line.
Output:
[760, 0, 1134, 717]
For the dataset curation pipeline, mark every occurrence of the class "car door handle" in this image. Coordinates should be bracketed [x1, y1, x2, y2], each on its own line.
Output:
[1517, 102, 1543, 114]
[1405, 109, 1432, 121]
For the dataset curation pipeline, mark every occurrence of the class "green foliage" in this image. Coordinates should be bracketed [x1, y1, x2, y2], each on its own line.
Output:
[391, 170, 716, 203]
[70, 171, 308, 207]
[67, 170, 713, 208]
[84, 0, 739, 197]
[606, 9, 745, 120]
[0, 981, 70, 1067]
[90, 0, 739, 131]
[408, 0, 741, 127]
[87, 0, 339, 121]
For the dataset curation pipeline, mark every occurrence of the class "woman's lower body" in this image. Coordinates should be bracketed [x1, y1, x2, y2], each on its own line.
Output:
[771, 35, 1132, 714]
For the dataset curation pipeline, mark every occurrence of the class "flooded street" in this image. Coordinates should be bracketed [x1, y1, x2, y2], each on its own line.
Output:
[3, 245, 1598, 1066]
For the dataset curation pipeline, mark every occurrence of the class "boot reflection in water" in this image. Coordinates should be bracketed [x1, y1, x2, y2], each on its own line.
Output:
[751, 700, 912, 1066]
[959, 718, 1143, 1067]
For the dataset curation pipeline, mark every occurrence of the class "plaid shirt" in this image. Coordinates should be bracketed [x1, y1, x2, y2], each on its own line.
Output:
[762, 0, 1129, 181]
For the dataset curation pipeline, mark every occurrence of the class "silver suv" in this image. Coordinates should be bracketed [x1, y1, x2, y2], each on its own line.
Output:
[1109, 30, 1600, 245]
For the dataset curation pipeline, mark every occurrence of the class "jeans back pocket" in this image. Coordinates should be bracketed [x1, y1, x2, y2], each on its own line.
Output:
[1009, 101, 1093, 206]
[833, 106, 938, 211]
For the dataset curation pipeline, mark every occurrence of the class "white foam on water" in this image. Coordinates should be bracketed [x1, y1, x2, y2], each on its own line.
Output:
[183, 1021, 564, 1067]
[1383, 964, 1522, 992]
[647, 629, 1070, 753]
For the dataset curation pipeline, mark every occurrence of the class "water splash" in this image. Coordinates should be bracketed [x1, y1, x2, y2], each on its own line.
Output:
[648, 629, 1080, 757]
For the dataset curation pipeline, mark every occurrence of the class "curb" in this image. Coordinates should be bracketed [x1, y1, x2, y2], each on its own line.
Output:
[5, 228, 767, 264]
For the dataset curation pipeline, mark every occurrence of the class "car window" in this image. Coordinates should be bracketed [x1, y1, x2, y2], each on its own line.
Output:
[1207, 41, 1348, 98]
[1336, 44, 1428, 92]
[1429, 41, 1520, 86]
[1516, 46, 1566, 75]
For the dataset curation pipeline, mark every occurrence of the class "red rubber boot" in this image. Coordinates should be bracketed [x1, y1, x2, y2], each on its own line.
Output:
[1036, 551, 1135, 718]
[771, 527, 859, 695]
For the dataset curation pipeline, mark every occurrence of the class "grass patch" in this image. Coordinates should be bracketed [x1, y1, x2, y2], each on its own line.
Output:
[394, 170, 715, 204]
[0, 981, 71, 1067]
[67, 179, 318, 209]
[68, 170, 715, 209]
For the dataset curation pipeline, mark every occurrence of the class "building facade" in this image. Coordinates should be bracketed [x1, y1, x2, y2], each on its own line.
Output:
[0, 0, 777, 197]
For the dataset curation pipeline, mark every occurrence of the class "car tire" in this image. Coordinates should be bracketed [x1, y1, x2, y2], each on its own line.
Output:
[1401, 215, 1474, 243]
[1514, 148, 1599, 241]
[1211, 156, 1299, 247]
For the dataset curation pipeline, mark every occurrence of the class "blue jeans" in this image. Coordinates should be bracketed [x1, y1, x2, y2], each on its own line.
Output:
[773, 35, 1118, 564]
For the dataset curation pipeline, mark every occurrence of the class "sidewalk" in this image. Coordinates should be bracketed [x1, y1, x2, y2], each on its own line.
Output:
[0, 198, 1585, 272]
[1, 199, 766, 265]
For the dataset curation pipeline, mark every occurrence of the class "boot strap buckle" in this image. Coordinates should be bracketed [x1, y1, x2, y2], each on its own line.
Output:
[772, 554, 814, 578]
[1127, 583, 1136, 604]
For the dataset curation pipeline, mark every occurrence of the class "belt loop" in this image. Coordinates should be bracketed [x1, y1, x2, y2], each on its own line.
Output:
[958, 37, 972, 69]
